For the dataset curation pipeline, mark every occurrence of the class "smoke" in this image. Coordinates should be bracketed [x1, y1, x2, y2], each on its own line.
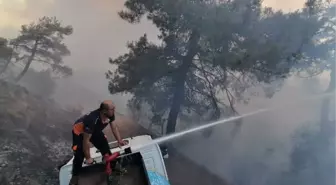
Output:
[168, 75, 335, 185]
[1, 0, 334, 185]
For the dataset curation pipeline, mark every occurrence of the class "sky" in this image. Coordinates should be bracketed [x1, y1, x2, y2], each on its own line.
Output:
[0, 0, 319, 111]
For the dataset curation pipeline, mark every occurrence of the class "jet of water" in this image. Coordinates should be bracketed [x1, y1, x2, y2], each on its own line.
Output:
[132, 109, 267, 151]
[131, 92, 334, 151]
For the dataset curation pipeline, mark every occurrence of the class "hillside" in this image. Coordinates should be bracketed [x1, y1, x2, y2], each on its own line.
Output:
[0, 80, 81, 184]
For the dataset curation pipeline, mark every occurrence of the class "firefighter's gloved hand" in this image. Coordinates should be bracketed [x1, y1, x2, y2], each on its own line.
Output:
[84, 158, 96, 165]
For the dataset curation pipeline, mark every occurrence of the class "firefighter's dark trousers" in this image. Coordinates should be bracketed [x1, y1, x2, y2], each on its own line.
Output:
[71, 130, 111, 176]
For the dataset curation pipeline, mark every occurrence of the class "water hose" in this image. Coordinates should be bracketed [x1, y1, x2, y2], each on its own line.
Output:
[104, 152, 120, 175]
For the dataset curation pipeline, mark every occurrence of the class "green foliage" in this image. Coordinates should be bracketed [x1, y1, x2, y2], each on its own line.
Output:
[107, 0, 329, 134]
[10, 16, 73, 81]
[296, 2, 336, 78]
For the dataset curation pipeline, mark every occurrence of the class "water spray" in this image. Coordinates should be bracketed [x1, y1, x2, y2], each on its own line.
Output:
[132, 92, 335, 151]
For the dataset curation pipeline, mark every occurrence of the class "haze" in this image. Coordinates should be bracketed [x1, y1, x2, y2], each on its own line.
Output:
[1, 1, 334, 185]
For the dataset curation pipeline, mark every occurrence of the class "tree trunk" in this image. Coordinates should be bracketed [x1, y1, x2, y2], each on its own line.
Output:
[0, 42, 20, 76]
[15, 41, 38, 82]
[202, 96, 220, 138]
[166, 31, 200, 134]
[321, 64, 336, 118]
[320, 62, 335, 129]
[0, 59, 11, 75]
[0, 46, 16, 76]
[199, 61, 221, 138]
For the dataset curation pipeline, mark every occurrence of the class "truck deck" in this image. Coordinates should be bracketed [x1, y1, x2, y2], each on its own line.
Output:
[59, 135, 170, 185]
[77, 152, 150, 185]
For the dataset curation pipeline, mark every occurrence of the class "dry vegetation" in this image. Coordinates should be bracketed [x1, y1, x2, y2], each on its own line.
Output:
[0, 80, 80, 184]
